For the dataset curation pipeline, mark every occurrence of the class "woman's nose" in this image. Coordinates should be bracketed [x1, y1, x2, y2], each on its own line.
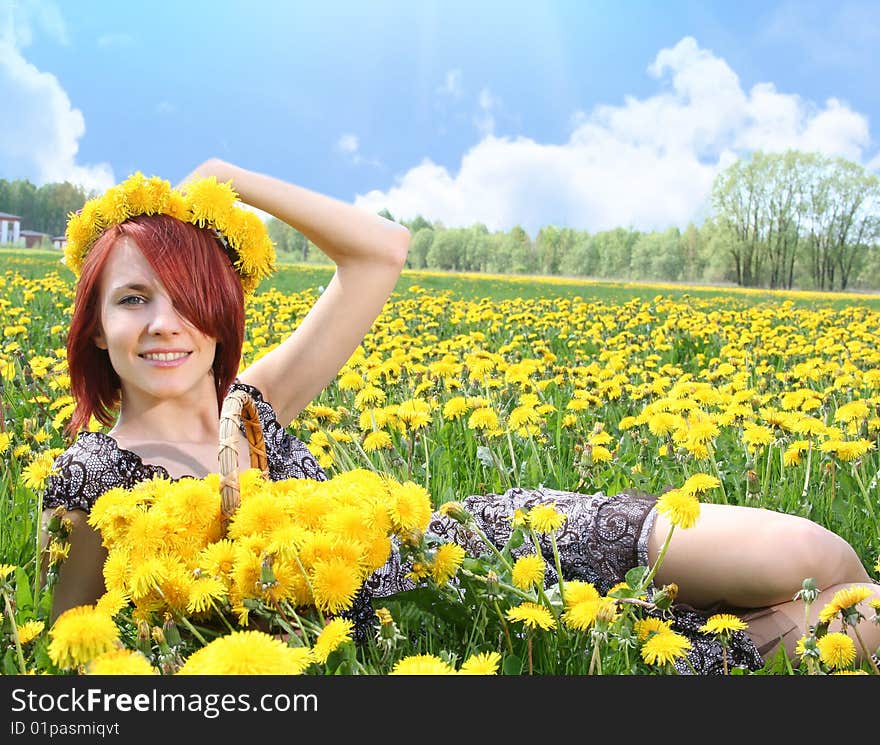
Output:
[146, 296, 184, 335]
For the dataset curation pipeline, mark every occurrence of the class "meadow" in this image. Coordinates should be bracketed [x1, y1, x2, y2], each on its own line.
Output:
[1, 248, 879, 675]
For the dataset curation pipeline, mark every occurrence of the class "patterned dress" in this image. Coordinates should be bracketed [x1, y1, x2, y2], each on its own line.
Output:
[44, 381, 764, 674]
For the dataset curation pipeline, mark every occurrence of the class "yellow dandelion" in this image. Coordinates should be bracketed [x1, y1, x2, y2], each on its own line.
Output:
[648, 412, 679, 437]
[16, 620, 45, 645]
[681, 473, 720, 495]
[562, 599, 600, 631]
[310, 557, 362, 614]
[312, 618, 355, 664]
[48, 605, 120, 669]
[819, 585, 873, 623]
[699, 613, 748, 636]
[187, 577, 228, 615]
[431, 543, 466, 585]
[527, 504, 566, 534]
[390, 654, 456, 675]
[86, 648, 157, 675]
[95, 588, 129, 617]
[783, 440, 810, 467]
[363, 430, 393, 452]
[510, 509, 528, 528]
[634, 617, 674, 641]
[443, 397, 470, 420]
[178, 631, 313, 675]
[656, 488, 700, 529]
[459, 651, 502, 675]
[564, 580, 600, 608]
[21, 451, 57, 491]
[511, 554, 545, 590]
[468, 407, 499, 431]
[388, 481, 433, 532]
[506, 602, 556, 631]
[817, 632, 856, 670]
[640, 630, 692, 666]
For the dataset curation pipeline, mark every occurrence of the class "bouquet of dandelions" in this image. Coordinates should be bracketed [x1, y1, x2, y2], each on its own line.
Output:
[42, 465, 435, 675]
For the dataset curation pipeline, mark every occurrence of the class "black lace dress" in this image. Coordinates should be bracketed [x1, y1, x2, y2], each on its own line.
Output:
[43, 381, 764, 675]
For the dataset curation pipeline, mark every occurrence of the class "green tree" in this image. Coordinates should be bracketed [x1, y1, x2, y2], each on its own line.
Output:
[408, 227, 434, 269]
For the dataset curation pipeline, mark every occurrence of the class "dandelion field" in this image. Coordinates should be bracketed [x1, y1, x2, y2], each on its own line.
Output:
[2, 250, 879, 676]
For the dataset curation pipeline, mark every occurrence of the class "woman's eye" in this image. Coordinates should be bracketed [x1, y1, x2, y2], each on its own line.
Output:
[119, 295, 146, 305]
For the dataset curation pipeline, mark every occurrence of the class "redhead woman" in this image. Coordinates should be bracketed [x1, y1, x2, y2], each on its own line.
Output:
[42, 158, 880, 674]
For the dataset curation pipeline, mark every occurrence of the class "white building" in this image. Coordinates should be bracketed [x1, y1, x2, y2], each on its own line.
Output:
[0, 212, 21, 245]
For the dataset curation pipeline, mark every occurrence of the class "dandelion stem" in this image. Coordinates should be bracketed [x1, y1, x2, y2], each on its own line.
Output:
[460, 568, 533, 603]
[175, 613, 208, 646]
[466, 523, 515, 576]
[423, 433, 431, 492]
[641, 522, 675, 592]
[588, 635, 602, 675]
[801, 442, 813, 498]
[851, 623, 880, 675]
[851, 465, 877, 524]
[209, 599, 236, 635]
[527, 634, 534, 675]
[491, 598, 515, 655]
[289, 552, 326, 626]
[707, 444, 728, 504]
[549, 532, 566, 608]
[3, 591, 27, 673]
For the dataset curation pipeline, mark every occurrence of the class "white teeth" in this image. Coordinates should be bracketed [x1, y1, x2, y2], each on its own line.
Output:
[142, 352, 189, 361]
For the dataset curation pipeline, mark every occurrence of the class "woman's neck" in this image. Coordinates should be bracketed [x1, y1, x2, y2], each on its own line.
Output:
[110, 392, 220, 445]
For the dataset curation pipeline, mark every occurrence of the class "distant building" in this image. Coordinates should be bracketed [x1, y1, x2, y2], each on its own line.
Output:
[20, 230, 51, 248]
[0, 212, 21, 244]
[52, 235, 67, 250]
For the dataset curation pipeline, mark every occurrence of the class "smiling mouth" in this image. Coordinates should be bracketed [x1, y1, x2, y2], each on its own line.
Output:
[140, 352, 191, 362]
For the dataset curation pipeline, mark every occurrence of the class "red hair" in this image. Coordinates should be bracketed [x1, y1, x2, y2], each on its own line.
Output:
[66, 213, 245, 435]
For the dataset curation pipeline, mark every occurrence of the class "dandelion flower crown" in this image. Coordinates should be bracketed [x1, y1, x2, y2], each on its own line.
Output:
[64, 172, 276, 295]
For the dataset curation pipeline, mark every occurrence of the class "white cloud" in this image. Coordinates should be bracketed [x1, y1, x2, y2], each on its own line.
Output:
[337, 133, 359, 154]
[336, 132, 381, 167]
[0, 39, 114, 192]
[474, 88, 498, 137]
[437, 69, 463, 99]
[0, 3, 114, 192]
[1, 0, 67, 48]
[356, 36, 877, 235]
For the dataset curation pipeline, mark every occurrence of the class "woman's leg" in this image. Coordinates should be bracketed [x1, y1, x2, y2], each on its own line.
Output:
[742, 583, 880, 661]
[647, 503, 880, 661]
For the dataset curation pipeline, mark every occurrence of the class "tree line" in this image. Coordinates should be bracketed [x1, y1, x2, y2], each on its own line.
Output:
[0, 179, 93, 239]
[3, 150, 879, 290]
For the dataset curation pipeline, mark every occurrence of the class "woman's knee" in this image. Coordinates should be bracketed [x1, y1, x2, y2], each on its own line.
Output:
[775, 517, 868, 590]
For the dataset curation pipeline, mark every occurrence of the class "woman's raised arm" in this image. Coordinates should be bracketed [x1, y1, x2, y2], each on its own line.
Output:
[179, 158, 410, 426]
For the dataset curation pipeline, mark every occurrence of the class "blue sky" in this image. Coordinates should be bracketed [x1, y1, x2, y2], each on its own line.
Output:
[2, 0, 879, 235]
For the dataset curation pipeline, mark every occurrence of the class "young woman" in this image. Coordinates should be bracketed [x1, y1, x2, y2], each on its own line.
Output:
[41, 158, 880, 674]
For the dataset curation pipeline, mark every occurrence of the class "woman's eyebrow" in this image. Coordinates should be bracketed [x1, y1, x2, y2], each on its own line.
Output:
[110, 282, 152, 293]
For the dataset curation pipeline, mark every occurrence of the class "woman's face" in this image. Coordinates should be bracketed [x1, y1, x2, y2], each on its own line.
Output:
[93, 236, 218, 408]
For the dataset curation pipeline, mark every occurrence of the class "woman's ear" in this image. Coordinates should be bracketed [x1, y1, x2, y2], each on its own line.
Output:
[93, 328, 107, 350]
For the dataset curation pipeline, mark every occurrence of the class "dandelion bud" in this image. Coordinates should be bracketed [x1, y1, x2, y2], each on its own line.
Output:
[746, 470, 760, 494]
[653, 582, 678, 611]
[401, 528, 423, 548]
[259, 555, 278, 590]
[163, 613, 181, 646]
[580, 443, 594, 467]
[46, 506, 66, 534]
[137, 619, 150, 642]
[439, 501, 472, 525]
[484, 570, 503, 600]
[151, 626, 167, 646]
[794, 577, 820, 605]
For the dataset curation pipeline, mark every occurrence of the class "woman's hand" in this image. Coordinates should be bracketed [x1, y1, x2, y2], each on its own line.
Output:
[175, 158, 234, 192]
